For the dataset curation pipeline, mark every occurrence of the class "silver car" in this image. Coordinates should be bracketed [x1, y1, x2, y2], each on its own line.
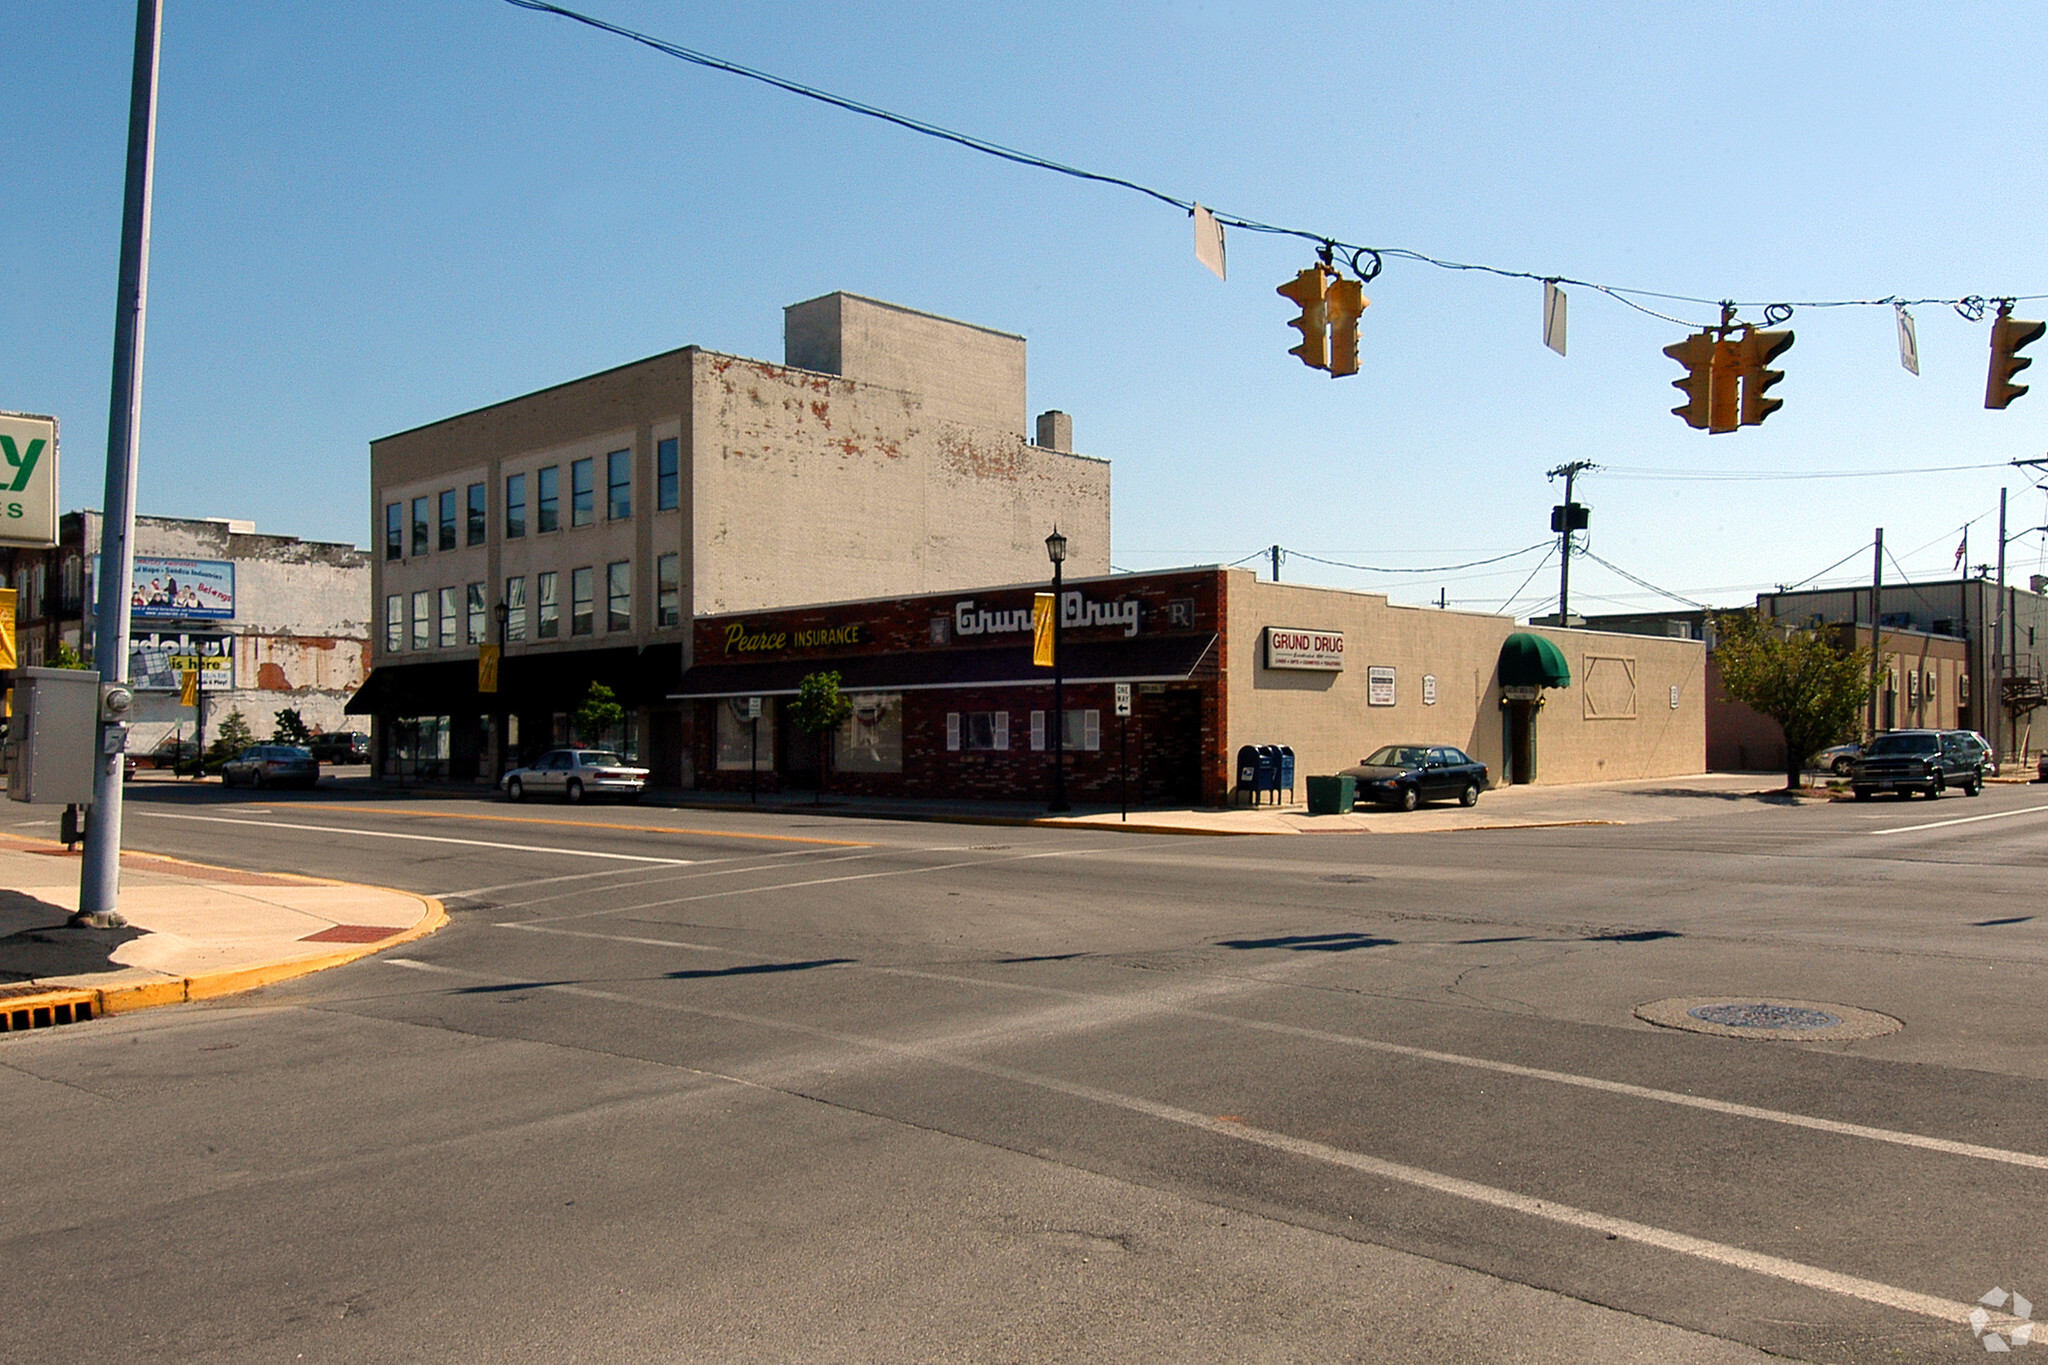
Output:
[501, 748, 648, 803]
[220, 744, 320, 790]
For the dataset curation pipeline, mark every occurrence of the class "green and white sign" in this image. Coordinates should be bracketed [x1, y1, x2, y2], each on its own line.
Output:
[0, 411, 58, 549]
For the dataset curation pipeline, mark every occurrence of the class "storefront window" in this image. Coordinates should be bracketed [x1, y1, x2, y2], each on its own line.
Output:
[1029, 709, 1101, 751]
[835, 693, 903, 773]
[717, 699, 775, 771]
[950, 711, 1008, 751]
[389, 715, 451, 780]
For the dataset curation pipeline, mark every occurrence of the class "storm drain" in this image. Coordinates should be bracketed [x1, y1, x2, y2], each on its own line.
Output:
[1635, 996, 1901, 1041]
[0, 988, 96, 1034]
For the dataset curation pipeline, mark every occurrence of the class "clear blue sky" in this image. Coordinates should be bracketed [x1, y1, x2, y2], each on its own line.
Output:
[8, 1, 2048, 618]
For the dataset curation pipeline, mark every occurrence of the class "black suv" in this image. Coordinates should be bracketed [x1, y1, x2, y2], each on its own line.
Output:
[1850, 729, 1986, 800]
[307, 731, 371, 764]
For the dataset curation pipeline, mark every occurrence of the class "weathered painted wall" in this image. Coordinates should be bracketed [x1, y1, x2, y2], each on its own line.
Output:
[689, 349, 1109, 616]
[1225, 570, 1704, 787]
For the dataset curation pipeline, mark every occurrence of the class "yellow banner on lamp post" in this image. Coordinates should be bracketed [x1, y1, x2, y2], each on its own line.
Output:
[1031, 593, 1055, 667]
[0, 587, 14, 671]
[179, 669, 199, 707]
[478, 642, 500, 694]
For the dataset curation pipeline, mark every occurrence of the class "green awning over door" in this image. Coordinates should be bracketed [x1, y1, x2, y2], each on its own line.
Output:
[1499, 632, 1571, 688]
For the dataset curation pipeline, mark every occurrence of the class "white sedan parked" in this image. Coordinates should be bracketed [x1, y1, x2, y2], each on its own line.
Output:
[501, 749, 648, 803]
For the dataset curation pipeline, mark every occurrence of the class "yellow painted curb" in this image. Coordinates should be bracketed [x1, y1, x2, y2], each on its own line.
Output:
[97, 893, 450, 1015]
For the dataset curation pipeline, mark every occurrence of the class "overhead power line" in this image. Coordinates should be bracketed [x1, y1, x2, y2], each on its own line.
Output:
[1599, 460, 2014, 483]
[504, 1, 2046, 330]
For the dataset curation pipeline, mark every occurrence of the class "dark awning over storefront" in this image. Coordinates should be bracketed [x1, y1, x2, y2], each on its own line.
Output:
[670, 632, 1218, 699]
[1498, 632, 1571, 688]
[346, 644, 685, 716]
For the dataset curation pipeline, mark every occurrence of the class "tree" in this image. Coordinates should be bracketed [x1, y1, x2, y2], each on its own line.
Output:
[573, 681, 625, 747]
[787, 670, 853, 803]
[47, 640, 89, 669]
[1713, 610, 1873, 791]
[272, 708, 311, 746]
[205, 708, 255, 772]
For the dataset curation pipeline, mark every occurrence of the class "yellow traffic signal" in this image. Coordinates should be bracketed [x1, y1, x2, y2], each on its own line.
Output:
[1326, 277, 1368, 377]
[1739, 327, 1793, 426]
[1277, 266, 1331, 371]
[1664, 332, 1715, 429]
[1987, 305, 2046, 410]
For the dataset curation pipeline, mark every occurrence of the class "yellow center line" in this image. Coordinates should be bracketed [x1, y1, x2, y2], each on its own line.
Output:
[316, 805, 870, 847]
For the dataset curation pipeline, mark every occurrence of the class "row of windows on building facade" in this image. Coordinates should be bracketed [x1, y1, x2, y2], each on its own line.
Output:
[711, 697, 1104, 775]
[383, 555, 682, 653]
[384, 439, 681, 561]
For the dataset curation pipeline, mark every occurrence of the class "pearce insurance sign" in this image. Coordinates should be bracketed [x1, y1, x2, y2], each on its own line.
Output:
[0, 411, 58, 549]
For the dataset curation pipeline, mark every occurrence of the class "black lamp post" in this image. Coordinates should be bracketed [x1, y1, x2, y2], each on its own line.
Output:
[1046, 527, 1070, 813]
[493, 599, 510, 778]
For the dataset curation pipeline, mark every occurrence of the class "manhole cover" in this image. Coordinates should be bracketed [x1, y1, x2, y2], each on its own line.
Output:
[1635, 996, 1901, 1041]
[1688, 1003, 1839, 1031]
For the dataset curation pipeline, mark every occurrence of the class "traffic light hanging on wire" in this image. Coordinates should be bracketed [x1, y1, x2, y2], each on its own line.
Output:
[1276, 260, 1368, 377]
[1986, 302, 2045, 409]
[1661, 310, 1794, 433]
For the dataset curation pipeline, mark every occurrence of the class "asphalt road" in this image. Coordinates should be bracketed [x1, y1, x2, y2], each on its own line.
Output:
[8, 779, 2048, 1363]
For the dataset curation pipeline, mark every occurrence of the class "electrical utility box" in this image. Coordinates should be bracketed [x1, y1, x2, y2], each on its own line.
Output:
[7, 667, 100, 806]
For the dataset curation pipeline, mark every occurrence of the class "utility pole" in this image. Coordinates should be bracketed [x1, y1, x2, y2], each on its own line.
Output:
[1868, 528, 1884, 736]
[1547, 461, 1595, 624]
[1996, 487, 2008, 762]
[79, 0, 163, 926]
[1270, 545, 1282, 582]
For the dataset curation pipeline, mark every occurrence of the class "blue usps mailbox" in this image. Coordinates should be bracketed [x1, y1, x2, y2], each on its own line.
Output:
[1254, 745, 1281, 803]
[1235, 745, 1260, 805]
[1277, 745, 1296, 803]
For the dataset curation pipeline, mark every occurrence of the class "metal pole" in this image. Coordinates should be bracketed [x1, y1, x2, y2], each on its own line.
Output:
[749, 711, 758, 804]
[1996, 488, 2009, 764]
[80, 0, 164, 924]
[1049, 557, 1068, 813]
[1557, 464, 1576, 623]
[1119, 712, 1127, 822]
[1270, 545, 1281, 582]
[1868, 529, 1884, 736]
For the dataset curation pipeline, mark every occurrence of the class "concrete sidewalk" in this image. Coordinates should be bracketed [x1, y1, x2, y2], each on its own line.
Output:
[622, 770, 1815, 835]
[0, 836, 442, 1034]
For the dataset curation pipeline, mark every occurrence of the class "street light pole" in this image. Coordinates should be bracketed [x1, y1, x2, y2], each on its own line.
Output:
[1046, 528, 1069, 813]
[79, 0, 164, 926]
[493, 599, 509, 779]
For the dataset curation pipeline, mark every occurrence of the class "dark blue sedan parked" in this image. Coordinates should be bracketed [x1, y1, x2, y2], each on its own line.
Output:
[1340, 744, 1489, 811]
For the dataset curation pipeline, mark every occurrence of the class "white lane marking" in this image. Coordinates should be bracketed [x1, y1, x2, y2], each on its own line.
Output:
[1873, 803, 2048, 836]
[484, 847, 916, 912]
[878, 965, 2048, 1174]
[519, 847, 1116, 924]
[382, 955, 2018, 1335]
[132, 811, 695, 865]
[495, 922, 753, 956]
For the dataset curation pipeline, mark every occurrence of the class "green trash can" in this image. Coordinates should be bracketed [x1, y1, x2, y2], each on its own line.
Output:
[1305, 775, 1356, 814]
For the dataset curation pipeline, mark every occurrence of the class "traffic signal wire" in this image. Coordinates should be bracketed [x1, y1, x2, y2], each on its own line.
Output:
[1578, 550, 1708, 610]
[507, 0, 2048, 333]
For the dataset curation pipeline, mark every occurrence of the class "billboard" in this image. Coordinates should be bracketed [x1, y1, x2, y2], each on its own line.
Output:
[130, 631, 233, 693]
[0, 411, 59, 549]
[132, 557, 234, 620]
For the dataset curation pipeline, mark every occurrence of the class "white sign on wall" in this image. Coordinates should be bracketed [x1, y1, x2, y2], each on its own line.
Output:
[1422, 674, 1438, 706]
[0, 411, 59, 549]
[1264, 626, 1345, 671]
[1367, 665, 1396, 706]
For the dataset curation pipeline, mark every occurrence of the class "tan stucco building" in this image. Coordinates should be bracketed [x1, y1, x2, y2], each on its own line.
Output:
[356, 292, 1111, 781]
